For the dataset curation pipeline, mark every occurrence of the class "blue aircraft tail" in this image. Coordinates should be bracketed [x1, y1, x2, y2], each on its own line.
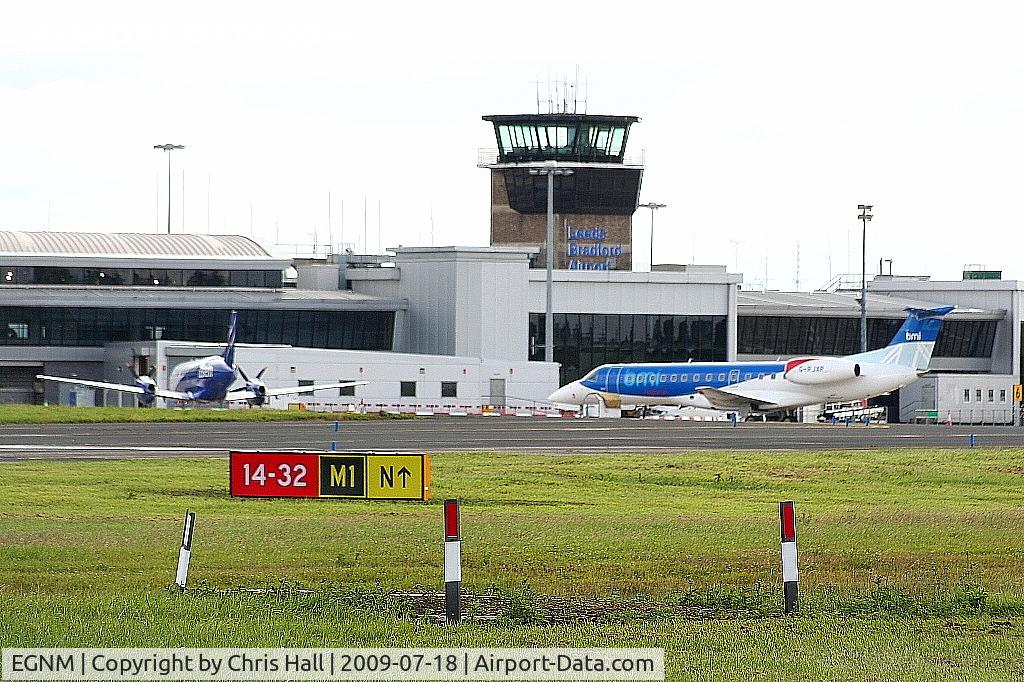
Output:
[887, 306, 955, 346]
[222, 310, 238, 367]
[847, 305, 954, 370]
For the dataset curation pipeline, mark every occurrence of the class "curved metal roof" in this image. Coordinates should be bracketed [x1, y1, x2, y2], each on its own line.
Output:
[0, 231, 272, 259]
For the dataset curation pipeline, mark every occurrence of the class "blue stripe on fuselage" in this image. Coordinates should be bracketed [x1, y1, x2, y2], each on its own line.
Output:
[579, 362, 786, 397]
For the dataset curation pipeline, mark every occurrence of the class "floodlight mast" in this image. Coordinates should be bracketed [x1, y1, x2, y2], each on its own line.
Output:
[529, 163, 574, 363]
[857, 204, 873, 352]
[638, 202, 667, 271]
[154, 144, 186, 234]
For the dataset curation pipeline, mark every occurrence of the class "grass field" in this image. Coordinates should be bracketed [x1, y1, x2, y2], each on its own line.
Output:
[0, 404, 408, 424]
[2, 448, 1023, 679]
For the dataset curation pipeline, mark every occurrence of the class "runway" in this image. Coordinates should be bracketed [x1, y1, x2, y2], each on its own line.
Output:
[0, 418, 1020, 460]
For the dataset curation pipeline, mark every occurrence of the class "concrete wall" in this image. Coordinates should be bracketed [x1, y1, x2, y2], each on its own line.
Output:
[350, 247, 534, 362]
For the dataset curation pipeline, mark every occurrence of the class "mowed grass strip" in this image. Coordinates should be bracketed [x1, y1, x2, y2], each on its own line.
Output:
[0, 404, 409, 424]
[1, 448, 1023, 599]
[0, 592, 1022, 681]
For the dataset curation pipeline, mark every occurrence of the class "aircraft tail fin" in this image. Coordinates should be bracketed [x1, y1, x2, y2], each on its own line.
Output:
[222, 310, 238, 367]
[847, 305, 954, 371]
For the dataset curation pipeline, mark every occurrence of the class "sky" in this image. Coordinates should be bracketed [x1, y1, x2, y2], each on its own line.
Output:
[0, 1, 1021, 290]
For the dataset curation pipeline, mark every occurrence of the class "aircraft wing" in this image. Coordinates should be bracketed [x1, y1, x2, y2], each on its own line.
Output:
[225, 380, 369, 402]
[35, 375, 192, 401]
[697, 385, 782, 411]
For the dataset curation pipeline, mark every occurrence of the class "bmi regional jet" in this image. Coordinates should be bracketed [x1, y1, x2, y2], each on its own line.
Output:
[548, 306, 953, 417]
[36, 311, 366, 406]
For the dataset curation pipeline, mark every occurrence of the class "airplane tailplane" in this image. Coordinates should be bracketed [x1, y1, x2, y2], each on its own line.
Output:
[846, 305, 954, 371]
[222, 310, 238, 367]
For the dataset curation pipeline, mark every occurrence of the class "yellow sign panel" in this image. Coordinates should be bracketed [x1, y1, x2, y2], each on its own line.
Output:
[1014, 384, 1023, 402]
[366, 454, 428, 500]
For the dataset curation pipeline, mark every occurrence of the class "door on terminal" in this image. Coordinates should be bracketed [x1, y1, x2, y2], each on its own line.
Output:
[489, 378, 506, 407]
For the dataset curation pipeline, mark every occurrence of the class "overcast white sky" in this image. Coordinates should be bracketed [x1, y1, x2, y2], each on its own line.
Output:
[1, 1, 1021, 289]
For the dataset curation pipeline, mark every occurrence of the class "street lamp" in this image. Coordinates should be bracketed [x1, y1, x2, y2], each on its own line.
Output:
[858, 204, 873, 352]
[154, 144, 186, 234]
[638, 202, 667, 271]
[529, 163, 574, 363]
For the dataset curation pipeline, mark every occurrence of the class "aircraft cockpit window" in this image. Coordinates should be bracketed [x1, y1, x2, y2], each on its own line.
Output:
[582, 368, 602, 382]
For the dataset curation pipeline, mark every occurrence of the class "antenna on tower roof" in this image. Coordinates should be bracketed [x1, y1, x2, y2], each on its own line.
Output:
[573, 64, 580, 114]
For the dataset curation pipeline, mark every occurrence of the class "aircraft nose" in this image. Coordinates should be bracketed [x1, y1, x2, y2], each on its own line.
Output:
[548, 381, 584, 405]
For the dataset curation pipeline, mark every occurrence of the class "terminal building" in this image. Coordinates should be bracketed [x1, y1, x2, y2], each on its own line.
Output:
[1, 107, 1020, 423]
[2, 227, 1018, 424]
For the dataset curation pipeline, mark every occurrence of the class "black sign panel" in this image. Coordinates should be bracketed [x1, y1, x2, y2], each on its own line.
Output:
[319, 455, 366, 497]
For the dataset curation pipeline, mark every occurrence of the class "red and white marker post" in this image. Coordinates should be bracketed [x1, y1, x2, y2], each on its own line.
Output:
[443, 499, 461, 624]
[779, 501, 798, 613]
[175, 510, 196, 591]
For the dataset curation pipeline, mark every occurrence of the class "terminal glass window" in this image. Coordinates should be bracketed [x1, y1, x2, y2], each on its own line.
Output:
[0, 266, 282, 288]
[338, 380, 356, 397]
[0, 307, 395, 351]
[530, 312, 727, 385]
[934, 320, 998, 358]
[737, 316, 997, 359]
[400, 381, 416, 398]
[441, 381, 457, 398]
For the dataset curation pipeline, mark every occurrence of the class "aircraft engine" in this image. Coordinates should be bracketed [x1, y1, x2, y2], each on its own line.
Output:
[246, 381, 267, 406]
[783, 358, 861, 385]
[238, 366, 268, 406]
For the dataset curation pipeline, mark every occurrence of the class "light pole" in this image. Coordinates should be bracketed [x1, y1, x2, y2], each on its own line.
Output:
[638, 202, 666, 271]
[529, 163, 574, 363]
[154, 144, 185, 234]
[858, 204, 873, 352]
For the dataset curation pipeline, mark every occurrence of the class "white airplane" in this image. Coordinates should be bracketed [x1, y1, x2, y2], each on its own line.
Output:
[548, 306, 954, 416]
[37, 311, 366, 406]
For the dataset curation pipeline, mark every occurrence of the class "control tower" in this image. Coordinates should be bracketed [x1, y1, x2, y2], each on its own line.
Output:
[479, 113, 643, 270]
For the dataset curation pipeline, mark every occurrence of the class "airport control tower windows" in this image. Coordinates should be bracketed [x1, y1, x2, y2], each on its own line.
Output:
[495, 122, 627, 162]
[498, 124, 576, 157]
[485, 114, 638, 164]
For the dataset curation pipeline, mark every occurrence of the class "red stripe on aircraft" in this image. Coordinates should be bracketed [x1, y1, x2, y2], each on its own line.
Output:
[784, 358, 815, 374]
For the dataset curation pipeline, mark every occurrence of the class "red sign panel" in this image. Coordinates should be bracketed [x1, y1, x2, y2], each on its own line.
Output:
[230, 452, 320, 498]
